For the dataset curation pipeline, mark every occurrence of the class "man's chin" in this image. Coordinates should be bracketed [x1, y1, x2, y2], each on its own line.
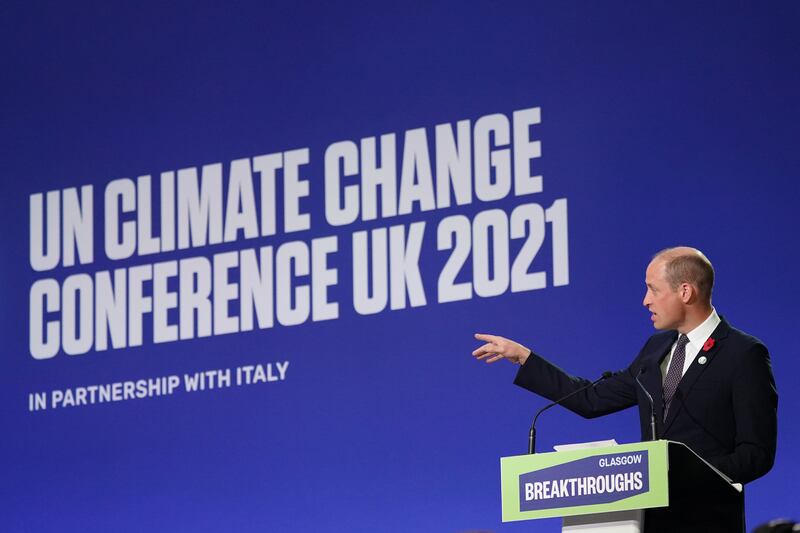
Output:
[650, 317, 667, 330]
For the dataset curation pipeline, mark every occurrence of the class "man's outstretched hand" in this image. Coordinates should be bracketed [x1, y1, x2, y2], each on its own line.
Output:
[472, 333, 531, 365]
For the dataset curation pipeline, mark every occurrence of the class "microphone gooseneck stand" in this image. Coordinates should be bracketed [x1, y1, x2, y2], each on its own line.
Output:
[635, 367, 657, 441]
[527, 371, 613, 454]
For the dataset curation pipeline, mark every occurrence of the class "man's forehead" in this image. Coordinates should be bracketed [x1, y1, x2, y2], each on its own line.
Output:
[645, 259, 666, 279]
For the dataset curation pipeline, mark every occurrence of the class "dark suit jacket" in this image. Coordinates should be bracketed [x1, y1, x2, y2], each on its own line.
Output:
[514, 317, 778, 485]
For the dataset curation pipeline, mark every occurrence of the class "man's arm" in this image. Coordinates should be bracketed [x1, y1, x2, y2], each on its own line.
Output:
[473, 333, 639, 418]
[514, 351, 639, 418]
[710, 343, 778, 484]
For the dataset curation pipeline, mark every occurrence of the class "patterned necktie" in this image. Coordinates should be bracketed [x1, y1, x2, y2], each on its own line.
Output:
[663, 334, 689, 420]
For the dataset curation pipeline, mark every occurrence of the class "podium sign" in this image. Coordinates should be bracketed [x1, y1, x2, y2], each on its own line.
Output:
[500, 441, 670, 522]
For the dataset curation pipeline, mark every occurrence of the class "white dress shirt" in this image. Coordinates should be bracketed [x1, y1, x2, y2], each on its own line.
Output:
[660, 308, 721, 381]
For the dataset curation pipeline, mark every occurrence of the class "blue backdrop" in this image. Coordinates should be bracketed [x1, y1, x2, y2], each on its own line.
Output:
[2, 2, 798, 531]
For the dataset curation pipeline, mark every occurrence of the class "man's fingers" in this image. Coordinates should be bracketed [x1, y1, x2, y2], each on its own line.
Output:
[473, 333, 516, 363]
[472, 342, 502, 356]
[474, 333, 500, 343]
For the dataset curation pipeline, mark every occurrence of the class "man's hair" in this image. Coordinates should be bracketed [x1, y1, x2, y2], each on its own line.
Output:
[654, 247, 715, 302]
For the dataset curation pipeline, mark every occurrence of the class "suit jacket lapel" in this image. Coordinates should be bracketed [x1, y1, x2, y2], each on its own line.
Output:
[662, 318, 732, 433]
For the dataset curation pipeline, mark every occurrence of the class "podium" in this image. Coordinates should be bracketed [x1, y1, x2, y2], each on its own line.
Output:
[500, 440, 743, 532]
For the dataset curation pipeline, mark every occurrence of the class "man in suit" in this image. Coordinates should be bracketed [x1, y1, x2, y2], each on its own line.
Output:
[473, 247, 777, 531]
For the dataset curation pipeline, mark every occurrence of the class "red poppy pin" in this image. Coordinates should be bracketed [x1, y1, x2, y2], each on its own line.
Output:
[702, 338, 716, 352]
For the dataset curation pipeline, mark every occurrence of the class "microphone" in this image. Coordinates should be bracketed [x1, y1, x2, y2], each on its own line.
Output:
[528, 371, 613, 454]
[635, 367, 657, 441]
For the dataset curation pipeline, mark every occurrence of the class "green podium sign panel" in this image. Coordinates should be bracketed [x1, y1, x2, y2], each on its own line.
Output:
[500, 441, 671, 523]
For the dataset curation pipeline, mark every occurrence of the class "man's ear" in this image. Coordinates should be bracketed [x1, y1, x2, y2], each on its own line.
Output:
[679, 283, 695, 304]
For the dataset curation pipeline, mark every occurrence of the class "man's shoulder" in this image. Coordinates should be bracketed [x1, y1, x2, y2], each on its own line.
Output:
[717, 317, 767, 350]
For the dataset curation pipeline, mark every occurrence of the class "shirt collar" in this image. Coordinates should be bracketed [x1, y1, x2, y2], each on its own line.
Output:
[684, 308, 720, 349]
